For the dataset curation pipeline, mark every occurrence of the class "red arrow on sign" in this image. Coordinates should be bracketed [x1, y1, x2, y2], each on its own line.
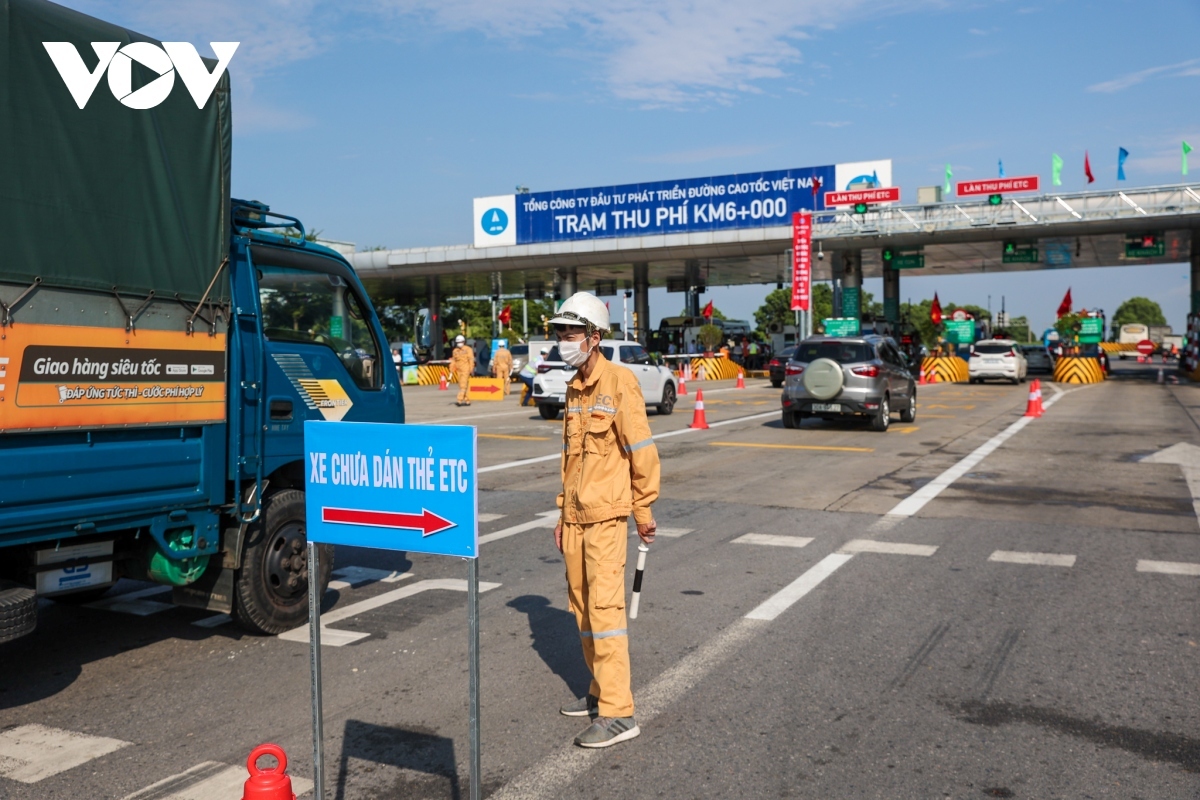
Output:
[470, 383, 501, 394]
[322, 506, 457, 536]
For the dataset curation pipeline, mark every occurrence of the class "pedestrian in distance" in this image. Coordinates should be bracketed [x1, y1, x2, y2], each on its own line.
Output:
[517, 346, 548, 406]
[551, 291, 660, 748]
[491, 341, 513, 396]
[451, 334, 475, 406]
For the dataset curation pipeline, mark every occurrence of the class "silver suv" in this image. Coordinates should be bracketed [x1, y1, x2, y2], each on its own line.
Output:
[781, 335, 916, 432]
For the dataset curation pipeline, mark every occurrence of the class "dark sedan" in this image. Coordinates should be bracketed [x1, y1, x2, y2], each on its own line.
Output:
[767, 345, 798, 388]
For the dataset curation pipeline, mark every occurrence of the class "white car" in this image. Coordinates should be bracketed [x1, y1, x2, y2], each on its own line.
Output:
[968, 339, 1028, 384]
[532, 341, 677, 419]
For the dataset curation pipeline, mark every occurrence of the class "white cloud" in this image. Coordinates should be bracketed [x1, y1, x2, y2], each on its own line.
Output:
[1087, 59, 1200, 93]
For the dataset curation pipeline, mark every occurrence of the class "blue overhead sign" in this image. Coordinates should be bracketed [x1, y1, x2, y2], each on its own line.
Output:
[473, 160, 891, 248]
[304, 421, 478, 558]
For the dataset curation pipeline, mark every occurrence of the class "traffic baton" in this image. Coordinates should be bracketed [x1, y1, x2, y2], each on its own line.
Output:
[629, 543, 649, 619]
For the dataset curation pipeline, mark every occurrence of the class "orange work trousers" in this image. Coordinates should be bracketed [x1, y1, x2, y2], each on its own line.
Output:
[457, 375, 471, 404]
[563, 517, 633, 718]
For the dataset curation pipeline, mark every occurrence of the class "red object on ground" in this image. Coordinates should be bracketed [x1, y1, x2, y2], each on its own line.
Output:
[689, 390, 709, 429]
[736, 371, 745, 389]
[438, 374, 448, 390]
[1024, 381, 1040, 418]
[1136, 339, 1156, 356]
[243, 744, 295, 800]
[678, 376, 687, 396]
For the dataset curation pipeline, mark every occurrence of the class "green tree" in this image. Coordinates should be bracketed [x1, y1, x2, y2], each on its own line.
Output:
[697, 324, 724, 350]
[1054, 311, 1087, 342]
[1111, 296, 1166, 336]
[812, 283, 833, 324]
[754, 288, 793, 330]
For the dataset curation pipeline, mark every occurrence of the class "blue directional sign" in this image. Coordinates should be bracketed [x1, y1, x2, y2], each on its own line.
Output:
[304, 421, 478, 558]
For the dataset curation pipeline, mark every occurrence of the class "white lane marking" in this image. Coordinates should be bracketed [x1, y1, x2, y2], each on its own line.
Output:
[0, 724, 131, 783]
[421, 408, 537, 424]
[329, 566, 412, 590]
[478, 512, 507, 523]
[121, 760, 314, 799]
[277, 578, 501, 646]
[191, 613, 231, 628]
[1137, 559, 1200, 576]
[479, 410, 780, 473]
[489, 616, 767, 800]
[479, 511, 560, 545]
[989, 550, 1076, 567]
[628, 526, 693, 538]
[839, 540, 938, 557]
[85, 585, 173, 616]
[732, 533, 814, 548]
[745, 553, 855, 621]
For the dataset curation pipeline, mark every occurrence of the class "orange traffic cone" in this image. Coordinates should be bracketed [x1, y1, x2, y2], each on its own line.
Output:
[736, 371, 745, 389]
[242, 743, 295, 800]
[438, 373, 448, 391]
[678, 376, 687, 396]
[1023, 381, 1040, 417]
[926, 366, 938, 384]
[1032, 378, 1044, 417]
[689, 389, 709, 429]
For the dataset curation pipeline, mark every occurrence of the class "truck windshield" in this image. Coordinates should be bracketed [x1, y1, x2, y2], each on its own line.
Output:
[257, 265, 382, 390]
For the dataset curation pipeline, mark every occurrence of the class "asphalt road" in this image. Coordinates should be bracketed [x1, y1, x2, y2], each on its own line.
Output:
[2, 359, 1198, 799]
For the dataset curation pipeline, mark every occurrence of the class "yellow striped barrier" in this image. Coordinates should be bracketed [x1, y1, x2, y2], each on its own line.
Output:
[688, 356, 742, 381]
[1053, 355, 1105, 384]
[1099, 342, 1137, 353]
[920, 355, 969, 384]
[418, 363, 451, 386]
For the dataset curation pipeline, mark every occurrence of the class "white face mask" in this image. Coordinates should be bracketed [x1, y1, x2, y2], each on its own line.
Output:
[559, 337, 592, 367]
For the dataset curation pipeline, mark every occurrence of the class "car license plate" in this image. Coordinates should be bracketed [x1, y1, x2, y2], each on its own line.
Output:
[812, 403, 841, 412]
[984, 358, 1000, 364]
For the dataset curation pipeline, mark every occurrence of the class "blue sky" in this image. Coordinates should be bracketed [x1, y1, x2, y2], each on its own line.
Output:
[63, 0, 1200, 332]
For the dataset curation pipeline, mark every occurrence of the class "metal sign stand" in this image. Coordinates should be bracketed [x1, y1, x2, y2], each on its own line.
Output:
[308, 541, 325, 800]
[467, 557, 481, 800]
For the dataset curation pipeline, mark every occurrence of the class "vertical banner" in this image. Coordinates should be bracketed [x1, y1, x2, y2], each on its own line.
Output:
[791, 212, 812, 312]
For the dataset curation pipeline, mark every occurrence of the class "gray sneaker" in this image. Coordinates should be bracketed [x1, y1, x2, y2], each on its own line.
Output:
[574, 716, 640, 748]
[559, 694, 599, 717]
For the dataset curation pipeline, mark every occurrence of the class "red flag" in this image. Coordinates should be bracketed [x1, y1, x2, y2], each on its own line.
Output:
[497, 305, 512, 325]
[930, 293, 942, 326]
[811, 177, 822, 196]
[1084, 151, 1094, 184]
[702, 300, 714, 319]
[1056, 288, 1072, 318]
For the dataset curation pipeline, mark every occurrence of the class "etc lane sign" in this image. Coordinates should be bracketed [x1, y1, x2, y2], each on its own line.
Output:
[955, 176, 1040, 197]
[474, 160, 893, 247]
[304, 421, 478, 558]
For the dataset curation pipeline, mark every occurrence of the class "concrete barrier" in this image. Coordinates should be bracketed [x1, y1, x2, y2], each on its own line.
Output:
[920, 355, 969, 383]
[1053, 355, 1105, 384]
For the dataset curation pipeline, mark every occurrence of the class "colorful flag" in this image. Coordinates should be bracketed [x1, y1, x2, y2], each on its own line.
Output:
[1056, 288, 1072, 319]
[1083, 152, 1094, 184]
[1185, 141, 1194, 176]
[944, 164, 953, 195]
[1051, 153, 1063, 186]
[702, 300, 714, 319]
[998, 159, 1006, 178]
[1117, 147, 1129, 181]
[930, 293, 943, 326]
[498, 305, 511, 325]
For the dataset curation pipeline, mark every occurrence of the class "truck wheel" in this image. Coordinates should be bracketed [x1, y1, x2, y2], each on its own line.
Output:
[657, 383, 676, 415]
[233, 489, 333, 635]
[0, 582, 38, 644]
[538, 404, 560, 420]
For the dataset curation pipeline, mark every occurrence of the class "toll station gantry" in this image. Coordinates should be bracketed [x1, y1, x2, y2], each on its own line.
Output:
[348, 165, 1200, 356]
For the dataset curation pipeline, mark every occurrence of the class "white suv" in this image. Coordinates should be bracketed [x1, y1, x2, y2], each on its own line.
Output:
[532, 342, 677, 419]
[968, 339, 1028, 384]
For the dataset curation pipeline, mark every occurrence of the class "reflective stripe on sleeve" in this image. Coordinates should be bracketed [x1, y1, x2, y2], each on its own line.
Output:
[624, 438, 655, 453]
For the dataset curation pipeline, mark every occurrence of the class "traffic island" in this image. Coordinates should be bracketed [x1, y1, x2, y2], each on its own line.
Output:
[1053, 355, 1105, 384]
[921, 355, 969, 383]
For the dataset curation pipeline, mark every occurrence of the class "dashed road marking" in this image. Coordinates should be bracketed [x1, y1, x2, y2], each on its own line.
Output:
[839, 540, 938, 557]
[479, 511, 559, 545]
[329, 566, 412, 590]
[479, 433, 550, 441]
[1137, 559, 1200, 576]
[745, 553, 854, 620]
[121, 760, 314, 799]
[0, 724, 130, 783]
[709, 441, 875, 453]
[896, 426, 920, 435]
[478, 513, 507, 523]
[989, 550, 1076, 567]
[732, 533, 814, 548]
[278, 578, 501, 646]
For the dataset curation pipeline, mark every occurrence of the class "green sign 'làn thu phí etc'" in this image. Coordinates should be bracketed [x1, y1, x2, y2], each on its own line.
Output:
[823, 317, 861, 337]
[943, 319, 975, 345]
[1078, 316, 1103, 343]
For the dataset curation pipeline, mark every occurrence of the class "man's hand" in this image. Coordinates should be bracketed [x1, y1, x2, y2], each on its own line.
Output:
[554, 522, 563, 553]
[636, 518, 657, 545]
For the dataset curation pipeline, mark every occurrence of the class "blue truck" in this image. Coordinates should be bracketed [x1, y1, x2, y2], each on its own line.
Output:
[0, 0, 404, 641]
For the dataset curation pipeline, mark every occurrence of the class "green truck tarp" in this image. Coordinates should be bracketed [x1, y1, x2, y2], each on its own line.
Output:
[0, 0, 231, 301]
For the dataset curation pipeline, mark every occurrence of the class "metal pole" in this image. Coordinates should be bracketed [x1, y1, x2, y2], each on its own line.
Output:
[468, 557, 481, 800]
[307, 541, 325, 800]
[523, 298, 528, 340]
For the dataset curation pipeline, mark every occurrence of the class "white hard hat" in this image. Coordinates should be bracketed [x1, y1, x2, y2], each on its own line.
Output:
[455, 334, 465, 344]
[549, 292, 609, 333]
[540, 346, 549, 354]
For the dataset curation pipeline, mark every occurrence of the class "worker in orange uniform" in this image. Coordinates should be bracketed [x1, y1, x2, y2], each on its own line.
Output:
[451, 334, 475, 406]
[491, 341, 513, 396]
[550, 292, 660, 748]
